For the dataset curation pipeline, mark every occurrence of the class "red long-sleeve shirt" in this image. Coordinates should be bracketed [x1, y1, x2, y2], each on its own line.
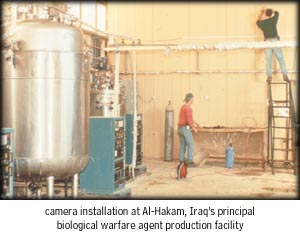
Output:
[178, 104, 194, 127]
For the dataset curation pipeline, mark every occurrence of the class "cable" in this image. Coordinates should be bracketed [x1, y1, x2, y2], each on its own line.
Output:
[244, 128, 251, 166]
[242, 116, 258, 128]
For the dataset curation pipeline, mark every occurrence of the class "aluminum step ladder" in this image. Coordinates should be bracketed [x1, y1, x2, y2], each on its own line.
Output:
[267, 81, 296, 175]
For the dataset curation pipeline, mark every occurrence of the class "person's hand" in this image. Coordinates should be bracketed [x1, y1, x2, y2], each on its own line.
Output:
[257, 7, 265, 21]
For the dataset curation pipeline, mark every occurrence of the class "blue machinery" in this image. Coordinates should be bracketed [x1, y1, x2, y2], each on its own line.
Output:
[80, 117, 130, 196]
[1, 128, 14, 199]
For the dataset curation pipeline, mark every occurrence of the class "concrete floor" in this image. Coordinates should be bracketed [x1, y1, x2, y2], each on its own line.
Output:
[127, 158, 298, 198]
[13, 158, 297, 199]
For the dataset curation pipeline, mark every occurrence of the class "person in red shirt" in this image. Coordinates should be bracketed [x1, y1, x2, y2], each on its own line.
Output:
[178, 93, 200, 167]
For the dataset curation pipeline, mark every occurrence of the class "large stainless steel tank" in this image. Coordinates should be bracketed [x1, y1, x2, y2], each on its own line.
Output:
[1, 19, 89, 180]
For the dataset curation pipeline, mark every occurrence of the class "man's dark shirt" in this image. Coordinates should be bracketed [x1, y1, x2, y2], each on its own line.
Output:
[256, 11, 280, 40]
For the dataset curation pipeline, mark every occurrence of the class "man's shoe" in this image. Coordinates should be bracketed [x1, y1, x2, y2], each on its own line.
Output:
[283, 75, 290, 82]
[186, 161, 198, 168]
[267, 76, 272, 82]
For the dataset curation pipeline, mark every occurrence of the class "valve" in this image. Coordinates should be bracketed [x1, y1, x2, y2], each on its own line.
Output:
[28, 182, 41, 194]
[5, 40, 19, 68]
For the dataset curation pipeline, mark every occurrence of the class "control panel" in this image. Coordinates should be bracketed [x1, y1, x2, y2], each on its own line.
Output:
[1, 128, 14, 199]
[80, 117, 128, 194]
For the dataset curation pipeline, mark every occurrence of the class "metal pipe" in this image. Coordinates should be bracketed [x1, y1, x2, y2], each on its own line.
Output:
[125, 51, 129, 73]
[110, 43, 178, 47]
[72, 173, 79, 198]
[64, 178, 68, 198]
[37, 187, 41, 199]
[113, 51, 120, 116]
[132, 50, 138, 178]
[25, 181, 31, 198]
[104, 41, 297, 52]
[82, 28, 108, 40]
[119, 69, 298, 75]
[47, 176, 54, 198]
[85, 43, 104, 50]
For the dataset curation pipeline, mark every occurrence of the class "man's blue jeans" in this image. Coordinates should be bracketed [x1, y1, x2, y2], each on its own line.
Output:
[265, 39, 288, 77]
[178, 126, 194, 162]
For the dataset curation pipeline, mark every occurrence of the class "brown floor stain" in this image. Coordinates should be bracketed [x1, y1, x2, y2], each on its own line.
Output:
[233, 169, 263, 176]
[267, 170, 294, 175]
[251, 192, 274, 198]
[262, 187, 297, 193]
[148, 181, 167, 186]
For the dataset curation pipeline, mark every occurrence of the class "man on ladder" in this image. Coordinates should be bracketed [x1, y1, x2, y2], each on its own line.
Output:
[256, 8, 289, 82]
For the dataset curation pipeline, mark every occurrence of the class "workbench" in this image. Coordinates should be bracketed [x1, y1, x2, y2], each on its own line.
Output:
[193, 127, 266, 167]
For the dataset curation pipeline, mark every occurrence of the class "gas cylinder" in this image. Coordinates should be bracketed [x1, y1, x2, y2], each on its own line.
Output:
[164, 100, 174, 161]
[225, 143, 234, 168]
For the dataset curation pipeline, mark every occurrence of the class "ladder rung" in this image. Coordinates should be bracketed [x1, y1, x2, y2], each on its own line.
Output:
[272, 116, 292, 118]
[272, 126, 293, 129]
[270, 160, 294, 163]
[272, 100, 290, 103]
[273, 148, 294, 151]
[268, 82, 288, 84]
[273, 137, 293, 140]
[271, 106, 290, 108]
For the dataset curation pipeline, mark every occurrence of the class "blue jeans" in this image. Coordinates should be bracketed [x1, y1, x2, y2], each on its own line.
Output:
[178, 126, 194, 162]
[265, 39, 288, 77]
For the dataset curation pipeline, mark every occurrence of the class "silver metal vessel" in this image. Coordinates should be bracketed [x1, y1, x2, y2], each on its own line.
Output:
[1, 19, 89, 190]
[164, 101, 174, 161]
[90, 89, 114, 117]
[90, 87, 125, 117]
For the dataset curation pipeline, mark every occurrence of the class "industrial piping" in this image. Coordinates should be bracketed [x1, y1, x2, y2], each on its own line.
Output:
[104, 41, 297, 52]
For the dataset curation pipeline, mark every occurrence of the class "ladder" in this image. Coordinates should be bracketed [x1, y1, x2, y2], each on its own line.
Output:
[267, 81, 297, 175]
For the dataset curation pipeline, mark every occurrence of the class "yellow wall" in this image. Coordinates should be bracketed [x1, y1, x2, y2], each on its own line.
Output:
[107, 2, 298, 159]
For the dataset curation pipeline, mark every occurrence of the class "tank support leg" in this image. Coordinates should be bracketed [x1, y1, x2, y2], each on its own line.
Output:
[72, 173, 79, 198]
[26, 181, 31, 198]
[37, 186, 41, 199]
[64, 178, 69, 198]
[47, 176, 54, 198]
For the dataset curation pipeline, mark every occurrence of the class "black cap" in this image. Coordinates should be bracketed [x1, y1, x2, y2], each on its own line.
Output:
[184, 93, 193, 102]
